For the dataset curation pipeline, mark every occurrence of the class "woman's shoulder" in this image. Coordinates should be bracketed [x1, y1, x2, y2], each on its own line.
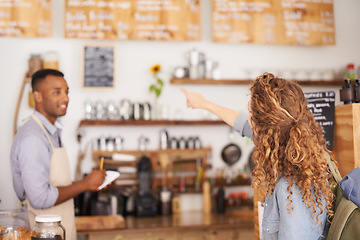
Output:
[274, 176, 291, 190]
[233, 113, 253, 139]
[274, 177, 302, 199]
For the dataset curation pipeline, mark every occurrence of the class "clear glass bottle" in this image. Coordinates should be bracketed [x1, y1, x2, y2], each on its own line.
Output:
[31, 215, 65, 240]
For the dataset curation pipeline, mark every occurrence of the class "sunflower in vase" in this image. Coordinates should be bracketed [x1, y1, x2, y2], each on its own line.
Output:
[149, 64, 164, 98]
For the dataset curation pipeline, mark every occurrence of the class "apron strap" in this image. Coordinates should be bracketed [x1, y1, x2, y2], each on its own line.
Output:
[31, 114, 55, 150]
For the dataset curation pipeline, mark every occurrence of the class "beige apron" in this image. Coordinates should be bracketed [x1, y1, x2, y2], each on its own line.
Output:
[23, 114, 76, 240]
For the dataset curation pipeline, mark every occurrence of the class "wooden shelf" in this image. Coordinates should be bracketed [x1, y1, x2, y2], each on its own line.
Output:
[93, 148, 212, 166]
[79, 119, 225, 127]
[93, 147, 212, 154]
[92, 148, 212, 193]
[170, 78, 344, 86]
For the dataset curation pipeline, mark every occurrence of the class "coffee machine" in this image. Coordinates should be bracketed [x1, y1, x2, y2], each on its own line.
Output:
[135, 156, 158, 217]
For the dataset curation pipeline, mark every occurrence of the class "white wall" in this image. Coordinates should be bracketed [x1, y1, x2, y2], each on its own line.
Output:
[1, 0, 359, 210]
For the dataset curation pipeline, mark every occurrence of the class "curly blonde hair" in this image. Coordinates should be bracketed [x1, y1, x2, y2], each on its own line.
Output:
[250, 73, 335, 229]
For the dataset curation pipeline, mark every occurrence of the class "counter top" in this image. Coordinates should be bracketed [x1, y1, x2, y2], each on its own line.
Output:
[76, 210, 254, 235]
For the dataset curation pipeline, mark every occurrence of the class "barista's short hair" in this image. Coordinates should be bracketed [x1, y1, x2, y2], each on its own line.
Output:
[31, 69, 64, 92]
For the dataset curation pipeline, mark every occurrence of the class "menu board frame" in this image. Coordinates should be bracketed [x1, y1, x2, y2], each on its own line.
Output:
[64, 0, 201, 41]
[82, 44, 115, 89]
[211, 0, 335, 46]
[0, 0, 52, 37]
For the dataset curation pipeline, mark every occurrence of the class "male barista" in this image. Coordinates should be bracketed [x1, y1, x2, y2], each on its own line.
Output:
[10, 69, 106, 240]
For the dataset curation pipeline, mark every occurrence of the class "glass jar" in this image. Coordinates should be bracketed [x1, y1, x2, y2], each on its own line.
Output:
[31, 215, 65, 240]
[43, 51, 59, 70]
[0, 209, 35, 240]
[28, 54, 43, 77]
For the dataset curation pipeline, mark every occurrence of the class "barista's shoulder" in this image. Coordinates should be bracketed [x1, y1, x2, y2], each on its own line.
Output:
[15, 118, 42, 140]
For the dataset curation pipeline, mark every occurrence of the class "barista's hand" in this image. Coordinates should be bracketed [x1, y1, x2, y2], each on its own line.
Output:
[84, 169, 106, 191]
[180, 88, 208, 109]
[56, 169, 106, 205]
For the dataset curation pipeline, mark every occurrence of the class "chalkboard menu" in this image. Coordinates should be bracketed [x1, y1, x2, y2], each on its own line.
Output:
[212, 0, 335, 45]
[83, 46, 114, 88]
[0, 0, 52, 37]
[65, 0, 201, 41]
[305, 91, 335, 150]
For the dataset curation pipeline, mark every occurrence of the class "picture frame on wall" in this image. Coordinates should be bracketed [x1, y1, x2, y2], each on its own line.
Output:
[82, 45, 115, 88]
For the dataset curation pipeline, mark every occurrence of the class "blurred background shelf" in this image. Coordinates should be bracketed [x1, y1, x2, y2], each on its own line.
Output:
[79, 119, 225, 127]
[170, 78, 344, 86]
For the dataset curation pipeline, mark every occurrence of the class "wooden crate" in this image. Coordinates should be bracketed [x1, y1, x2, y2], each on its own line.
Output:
[333, 103, 360, 176]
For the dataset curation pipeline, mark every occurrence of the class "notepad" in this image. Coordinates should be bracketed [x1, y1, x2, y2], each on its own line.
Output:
[98, 170, 120, 190]
[112, 153, 136, 161]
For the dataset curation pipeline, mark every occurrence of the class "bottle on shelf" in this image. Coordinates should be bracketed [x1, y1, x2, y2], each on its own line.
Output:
[179, 176, 186, 193]
[346, 63, 355, 80]
[217, 186, 226, 213]
[202, 180, 211, 213]
[160, 187, 172, 216]
[354, 80, 360, 103]
[172, 195, 181, 214]
[340, 79, 355, 104]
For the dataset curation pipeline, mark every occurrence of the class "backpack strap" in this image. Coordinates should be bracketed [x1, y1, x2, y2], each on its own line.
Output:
[324, 150, 342, 183]
[327, 189, 358, 240]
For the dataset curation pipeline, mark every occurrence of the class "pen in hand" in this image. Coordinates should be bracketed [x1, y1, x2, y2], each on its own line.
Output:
[100, 157, 104, 170]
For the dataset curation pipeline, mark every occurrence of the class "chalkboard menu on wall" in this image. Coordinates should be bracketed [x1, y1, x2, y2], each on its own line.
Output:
[0, 0, 52, 37]
[65, 0, 201, 41]
[305, 91, 335, 150]
[83, 45, 114, 88]
[212, 0, 335, 45]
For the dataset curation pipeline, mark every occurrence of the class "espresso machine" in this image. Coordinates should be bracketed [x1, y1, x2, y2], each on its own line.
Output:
[135, 156, 158, 217]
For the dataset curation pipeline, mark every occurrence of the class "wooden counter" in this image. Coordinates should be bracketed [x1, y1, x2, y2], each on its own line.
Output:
[77, 211, 254, 240]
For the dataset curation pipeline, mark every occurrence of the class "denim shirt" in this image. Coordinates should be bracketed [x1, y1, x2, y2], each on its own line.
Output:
[234, 113, 327, 240]
[263, 177, 326, 240]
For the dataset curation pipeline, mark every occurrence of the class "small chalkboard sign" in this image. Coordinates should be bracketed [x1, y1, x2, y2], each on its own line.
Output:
[83, 45, 115, 88]
[304, 91, 335, 150]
